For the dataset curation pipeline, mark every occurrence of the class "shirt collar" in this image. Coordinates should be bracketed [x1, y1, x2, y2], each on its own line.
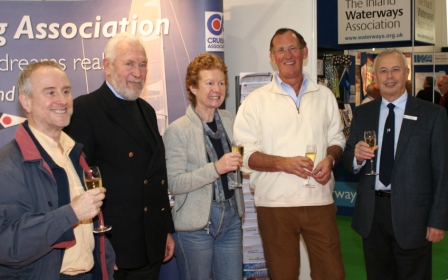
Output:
[275, 72, 309, 97]
[381, 92, 408, 111]
[28, 125, 75, 157]
[106, 80, 125, 100]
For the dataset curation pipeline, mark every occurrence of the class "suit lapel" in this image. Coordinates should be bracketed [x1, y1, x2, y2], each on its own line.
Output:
[395, 96, 419, 163]
[100, 84, 150, 150]
[368, 98, 381, 132]
[137, 98, 160, 150]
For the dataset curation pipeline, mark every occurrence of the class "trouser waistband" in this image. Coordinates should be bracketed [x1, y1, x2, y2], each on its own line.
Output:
[375, 190, 391, 198]
[59, 272, 92, 280]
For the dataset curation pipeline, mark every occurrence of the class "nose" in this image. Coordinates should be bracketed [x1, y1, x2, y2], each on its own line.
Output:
[56, 91, 70, 104]
[284, 49, 294, 58]
[132, 66, 143, 78]
[382, 69, 392, 78]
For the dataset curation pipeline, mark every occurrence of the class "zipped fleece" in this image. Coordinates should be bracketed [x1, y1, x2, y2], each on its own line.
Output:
[234, 72, 346, 207]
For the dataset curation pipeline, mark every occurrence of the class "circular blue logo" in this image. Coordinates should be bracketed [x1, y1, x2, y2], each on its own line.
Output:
[207, 14, 223, 36]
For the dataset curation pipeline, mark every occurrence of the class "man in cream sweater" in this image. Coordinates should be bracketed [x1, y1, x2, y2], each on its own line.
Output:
[234, 28, 346, 280]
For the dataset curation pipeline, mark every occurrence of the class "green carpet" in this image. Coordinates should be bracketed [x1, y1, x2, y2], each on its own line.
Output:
[337, 216, 448, 279]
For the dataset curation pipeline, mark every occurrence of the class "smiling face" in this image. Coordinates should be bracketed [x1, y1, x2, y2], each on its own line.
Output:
[190, 69, 226, 120]
[373, 51, 409, 102]
[19, 66, 73, 140]
[270, 30, 308, 84]
[104, 40, 147, 101]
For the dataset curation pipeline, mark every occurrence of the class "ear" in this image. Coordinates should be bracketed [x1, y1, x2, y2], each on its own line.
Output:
[189, 86, 197, 95]
[302, 46, 309, 59]
[270, 51, 275, 64]
[103, 58, 111, 76]
[19, 93, 31, 114]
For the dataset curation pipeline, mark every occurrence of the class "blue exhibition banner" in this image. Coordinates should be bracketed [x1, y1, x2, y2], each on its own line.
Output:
[332, 163, 359, 216]
[333, 181, 357, 208]
[0, 0, 223, 147]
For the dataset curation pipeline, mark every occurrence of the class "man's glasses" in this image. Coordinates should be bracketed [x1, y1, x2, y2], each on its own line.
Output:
[437, 82, 448, 88]
[376, 67, 405, 76]
[273, 45, 304, 55]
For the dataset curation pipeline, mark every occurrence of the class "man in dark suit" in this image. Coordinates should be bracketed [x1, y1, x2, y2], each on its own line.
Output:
[65, 33, 175, 280]
[342, 49, 448, 279]
[416, 76, 441, 104]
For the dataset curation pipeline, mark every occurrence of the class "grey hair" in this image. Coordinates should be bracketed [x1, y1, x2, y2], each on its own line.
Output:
[17, 61, 62, 96]
[373, 49, 408, 72]
[104, 33, 144, 63]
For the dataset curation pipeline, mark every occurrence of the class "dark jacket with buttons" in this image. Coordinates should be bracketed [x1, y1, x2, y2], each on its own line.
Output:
[65, 82, 174, 268]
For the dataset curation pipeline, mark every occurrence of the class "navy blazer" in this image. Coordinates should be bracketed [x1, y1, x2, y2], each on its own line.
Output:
[342, 94, 448, 250]
[65, 82, 174, 268]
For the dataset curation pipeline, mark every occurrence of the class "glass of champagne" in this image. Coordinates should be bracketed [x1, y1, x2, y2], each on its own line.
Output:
[303, 144, 317, 188]
[364, 130, 378, 176]
[231, 142, 244, 189]
[83, 166, 112, 233]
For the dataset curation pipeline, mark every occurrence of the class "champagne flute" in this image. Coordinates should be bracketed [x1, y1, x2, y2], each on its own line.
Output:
[83, 166, 112, 233]
[230, 142, 244, 189]
[303, 144, 317, 188]
[364, 130, 378, 176]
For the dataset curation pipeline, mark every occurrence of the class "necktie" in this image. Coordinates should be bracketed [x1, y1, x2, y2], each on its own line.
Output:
[379, 103, 395, 186]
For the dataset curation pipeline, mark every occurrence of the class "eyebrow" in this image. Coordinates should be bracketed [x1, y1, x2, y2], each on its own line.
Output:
[42, 86, 72, 91]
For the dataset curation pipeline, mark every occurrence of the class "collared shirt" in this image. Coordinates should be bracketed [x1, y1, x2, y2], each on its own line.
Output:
[353, 92, 408, 190]
[275, 72, 309, 111]
[106, 80, 125, 100]
[28, 125, 95, 275]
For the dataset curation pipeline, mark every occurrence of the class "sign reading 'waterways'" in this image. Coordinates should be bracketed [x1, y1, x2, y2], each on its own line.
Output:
[333, 181, 358, 207]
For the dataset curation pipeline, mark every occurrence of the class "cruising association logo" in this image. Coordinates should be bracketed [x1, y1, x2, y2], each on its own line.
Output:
[205, 12, 224, 52]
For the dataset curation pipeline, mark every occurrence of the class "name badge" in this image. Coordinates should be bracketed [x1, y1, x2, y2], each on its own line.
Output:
[403, 115, 417, 121]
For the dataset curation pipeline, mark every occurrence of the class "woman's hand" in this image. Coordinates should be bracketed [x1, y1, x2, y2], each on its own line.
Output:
[214, 152, 243, 175]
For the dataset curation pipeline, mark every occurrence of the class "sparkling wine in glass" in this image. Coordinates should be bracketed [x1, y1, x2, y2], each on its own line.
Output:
[303, 144, 317, 188]
[364, 130, 378, 176]
[231, 142, 244, 189]
[83, 166, 112, 233]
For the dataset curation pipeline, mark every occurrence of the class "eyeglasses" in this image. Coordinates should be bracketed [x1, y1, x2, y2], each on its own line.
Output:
[437, 83, 448, 88]
[273, 45, 304, 55]
[376, 67, 405, 76]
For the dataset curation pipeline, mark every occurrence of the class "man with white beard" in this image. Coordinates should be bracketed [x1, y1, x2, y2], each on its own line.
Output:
[65, 33, 175, 280]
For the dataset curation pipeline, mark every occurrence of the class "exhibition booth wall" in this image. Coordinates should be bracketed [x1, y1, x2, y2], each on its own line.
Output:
[0, 0, 446, 279]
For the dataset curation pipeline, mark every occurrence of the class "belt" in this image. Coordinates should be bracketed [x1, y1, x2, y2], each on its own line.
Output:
[375, 190, 391, 198]
[59, 272, 92, 280]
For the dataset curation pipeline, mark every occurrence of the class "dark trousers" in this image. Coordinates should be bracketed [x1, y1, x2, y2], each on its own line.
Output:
[363, 196, 432, 280]
[114, 262, 162, 280]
